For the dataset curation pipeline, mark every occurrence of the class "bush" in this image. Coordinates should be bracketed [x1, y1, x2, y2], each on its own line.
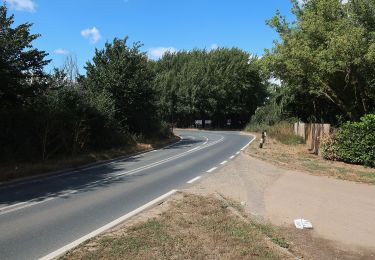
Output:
[320, 133, 340, 161]
[0, 87, 131, 162]
[335, 114, 375, 167]
[321, 114, 375, 167]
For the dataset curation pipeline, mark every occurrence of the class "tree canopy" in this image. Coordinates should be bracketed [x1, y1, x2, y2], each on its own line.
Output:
[152, 48, 267, 128]
[0, 5, 50, 109]
[83, 37, 159, 135]
[263, 0, 375, 122]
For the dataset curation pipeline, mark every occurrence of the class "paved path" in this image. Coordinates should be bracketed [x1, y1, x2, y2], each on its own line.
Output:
[0, 130, 252, 260]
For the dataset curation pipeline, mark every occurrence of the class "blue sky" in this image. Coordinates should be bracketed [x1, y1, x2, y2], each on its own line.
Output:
[4, 0, 296, 74]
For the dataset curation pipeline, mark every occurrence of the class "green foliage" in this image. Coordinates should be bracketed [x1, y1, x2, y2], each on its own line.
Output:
[83, 37, 160, 136]
[320, 133, 340, 161]
[152, 48, 267, 128]
[263, 0, 375, 122]
[0, 5, 50, 109]
[322, 114, 375, 166]
[0, 86, 130, 161]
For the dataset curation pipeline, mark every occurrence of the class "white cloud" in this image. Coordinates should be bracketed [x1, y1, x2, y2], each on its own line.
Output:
[54, 48, 70, 55]
[148, 47, 177, 60]
[210, 43, 219, 50]
[81, 27, 101, 44]
[6, 0, 36, 12]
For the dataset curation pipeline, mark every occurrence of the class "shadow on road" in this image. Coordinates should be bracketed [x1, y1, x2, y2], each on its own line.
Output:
[0, 136, 204, 206]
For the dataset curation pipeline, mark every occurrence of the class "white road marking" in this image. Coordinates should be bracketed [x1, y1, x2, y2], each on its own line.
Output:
[202, 135, 209, 145]
[1, 136, 187, 189]
[187, 176, 201, 184]
[240, 136, 257, 151]
[0, 135, 225, 215]
[220, 161, 228, 165]
[0, 190, 79, 216]
[39, 190, 177, 260]
[206, 167, 217, 173]
[229, 155, 235, 159]
[236, 151, 240, 155]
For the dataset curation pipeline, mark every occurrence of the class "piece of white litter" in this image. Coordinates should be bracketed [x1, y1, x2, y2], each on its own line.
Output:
[294, 218, 313, 229]
[240, 201, 246, 206]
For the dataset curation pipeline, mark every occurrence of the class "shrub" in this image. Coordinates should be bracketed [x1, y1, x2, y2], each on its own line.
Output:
[321, 114, 375, 167]
[334, 114, 375, 167]
[320, 133, 340, 161]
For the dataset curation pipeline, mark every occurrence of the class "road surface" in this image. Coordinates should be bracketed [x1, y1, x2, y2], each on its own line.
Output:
[0, 130, 253, 260]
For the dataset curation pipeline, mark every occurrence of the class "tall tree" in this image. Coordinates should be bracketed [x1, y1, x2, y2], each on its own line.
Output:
[83, 37, 158, 135]
[263, 0, 375, 122]
[0, 5, 50, 109]
[153, 48, 267, 128]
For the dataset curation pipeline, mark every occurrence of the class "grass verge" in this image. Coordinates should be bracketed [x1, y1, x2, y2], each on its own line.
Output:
[246, 122, 304, 145]
[60, 193, 290, 259]
[246, 133, 375, 185]
[0, 136, 179, 183]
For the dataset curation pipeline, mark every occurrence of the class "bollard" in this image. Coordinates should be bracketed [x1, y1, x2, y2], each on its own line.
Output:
[259, 138, 264, 148]
[262, 130, 267, 143]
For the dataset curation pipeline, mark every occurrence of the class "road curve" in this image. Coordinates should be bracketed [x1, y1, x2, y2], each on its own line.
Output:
[0, 130, 253, 260]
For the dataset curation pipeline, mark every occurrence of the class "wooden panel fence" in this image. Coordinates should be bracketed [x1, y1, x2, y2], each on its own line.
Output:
[294, 122, 331, 155]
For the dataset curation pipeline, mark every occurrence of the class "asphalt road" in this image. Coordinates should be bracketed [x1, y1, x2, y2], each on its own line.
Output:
[0, 130, 253, 260]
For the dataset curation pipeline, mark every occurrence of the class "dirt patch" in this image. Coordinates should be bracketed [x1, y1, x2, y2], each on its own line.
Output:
[61, 193, 289, 260]
[185, 152, 375, 259]
[246, 133, 375, 184]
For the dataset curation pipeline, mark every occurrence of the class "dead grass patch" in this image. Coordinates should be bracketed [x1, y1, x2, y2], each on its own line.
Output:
[61, 193, 291, 260]
[246, 133, 375, 184]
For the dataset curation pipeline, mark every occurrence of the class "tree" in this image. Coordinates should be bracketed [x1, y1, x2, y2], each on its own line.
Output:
[263, 0, 375, 122]
[0, 5, 50, 109]
[153, 48, 267, 128]
[83, 37, 159, 135]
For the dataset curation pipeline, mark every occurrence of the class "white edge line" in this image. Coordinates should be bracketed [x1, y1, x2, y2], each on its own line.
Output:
[187, 176, 201, 184]
[206, 167, 217, 173]
[220, 160, 228, 165]
[229, 155, 235, 160]
[0, 135, 224, 216]
[38, 189, 177, 260]
[240, 135, 257, 151]
[236, 151, 240, 155]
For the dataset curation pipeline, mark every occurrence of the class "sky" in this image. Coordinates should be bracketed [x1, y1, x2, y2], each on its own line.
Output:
[3, 0, 297, 74]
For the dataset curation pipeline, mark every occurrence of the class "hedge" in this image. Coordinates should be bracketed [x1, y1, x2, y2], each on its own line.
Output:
[321, 114, 375, 167]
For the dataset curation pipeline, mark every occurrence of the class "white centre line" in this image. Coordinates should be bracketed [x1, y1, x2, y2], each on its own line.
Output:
[206, 167, 217, 173]
[39, 189, 177, 260]
[220, 160, 228, 165]
[0, 135, 225, 216]
[229, 155, 235, 160]
[187, 176, 201, 184]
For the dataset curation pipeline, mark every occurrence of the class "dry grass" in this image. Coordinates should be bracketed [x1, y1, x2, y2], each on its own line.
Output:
[0, 136, 179, 183]
[246, 133, 375, 184]
[61, 193, 290, 260]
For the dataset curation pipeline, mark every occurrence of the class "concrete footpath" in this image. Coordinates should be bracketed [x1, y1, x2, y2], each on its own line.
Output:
[186, 153, 375, 254]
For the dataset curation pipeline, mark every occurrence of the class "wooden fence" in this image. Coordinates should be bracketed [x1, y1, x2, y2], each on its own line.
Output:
[294, 122, 331, 155]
